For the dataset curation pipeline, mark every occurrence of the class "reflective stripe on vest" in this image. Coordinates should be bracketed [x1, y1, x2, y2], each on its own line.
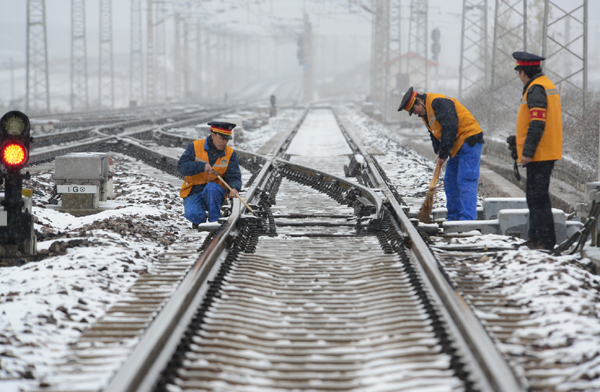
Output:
[421, 94, 483, 158]
[180, 139, 234, 198]
[516, 75, 563, 162]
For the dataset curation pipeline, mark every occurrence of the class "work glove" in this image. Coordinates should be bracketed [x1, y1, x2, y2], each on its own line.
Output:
[506, 135, 521, 181]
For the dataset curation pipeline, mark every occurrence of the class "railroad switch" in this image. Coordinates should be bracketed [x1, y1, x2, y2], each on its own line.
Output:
[355, 215, 381, 234]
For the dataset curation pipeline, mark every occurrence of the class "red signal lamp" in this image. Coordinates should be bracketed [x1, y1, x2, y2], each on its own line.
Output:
[1, 141, 28, 170]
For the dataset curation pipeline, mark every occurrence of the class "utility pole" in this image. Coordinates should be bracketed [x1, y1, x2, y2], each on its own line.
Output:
[129, 0, 143, 106]
[26, 0, 51, 114]
[196, 21, 202, 102]
[206, 29, 212, 102]
[302, 14, 314, 103]
[459, 0, 488, 100]
[182, 17, 190, 100]
[98, 0, 114, 109]
[10, 58, 15, 104]
[71, 0, 89, 111]
[407, 0, 429, 92]
[173, 13, 182, 101]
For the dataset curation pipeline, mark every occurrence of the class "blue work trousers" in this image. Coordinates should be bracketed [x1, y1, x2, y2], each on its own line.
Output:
[183, 182, 226, 224]
[444, 142, 482, 220]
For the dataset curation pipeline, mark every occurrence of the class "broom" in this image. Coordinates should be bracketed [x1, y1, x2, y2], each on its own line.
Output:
[213, 173, 255, 214]
[417, 159, 444, 224]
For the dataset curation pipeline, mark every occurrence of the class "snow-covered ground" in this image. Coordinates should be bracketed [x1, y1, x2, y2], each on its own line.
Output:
[0, 105, 599, 391]
[0, 155, 191, 392]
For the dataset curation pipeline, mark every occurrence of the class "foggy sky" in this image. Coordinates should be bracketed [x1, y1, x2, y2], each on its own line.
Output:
[0, 0, 599, 108]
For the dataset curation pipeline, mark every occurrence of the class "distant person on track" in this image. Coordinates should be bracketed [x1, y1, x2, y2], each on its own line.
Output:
[178, 121, 242, 229]
[398, 87, 484, 221]
[508, 51, 563, 251]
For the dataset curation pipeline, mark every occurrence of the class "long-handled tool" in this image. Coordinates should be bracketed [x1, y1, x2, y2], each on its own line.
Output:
[214, 173, 255, 214]
[417, 159, 444, 224]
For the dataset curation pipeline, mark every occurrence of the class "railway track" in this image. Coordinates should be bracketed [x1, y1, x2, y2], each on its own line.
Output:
[75, 107, 520, 392]
[11, 101, 599, 392]
[20, 104, 556, 392]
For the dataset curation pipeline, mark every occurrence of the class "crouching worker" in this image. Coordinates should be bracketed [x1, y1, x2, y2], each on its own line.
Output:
[178, 121, 242, 229]
[398, 87, 484, 220]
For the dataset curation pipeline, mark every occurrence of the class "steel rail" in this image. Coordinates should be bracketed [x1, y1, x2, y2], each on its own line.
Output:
[105, 161, 383, 392]
[104, 106, 383, 392]
[30, 105, 242, 151]
[333, 107, 527, 392]
[104, 108, 311, 392]
[27, 107, 240, 166]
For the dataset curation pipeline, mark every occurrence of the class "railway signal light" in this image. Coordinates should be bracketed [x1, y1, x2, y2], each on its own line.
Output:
[0, 110, 35, 257]
[0, 111, 30, 172]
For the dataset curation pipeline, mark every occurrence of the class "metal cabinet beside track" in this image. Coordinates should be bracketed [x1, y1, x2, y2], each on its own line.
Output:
[53, 153, 113, 213]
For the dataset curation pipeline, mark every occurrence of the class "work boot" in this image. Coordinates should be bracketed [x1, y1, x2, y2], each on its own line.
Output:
[522, 238, 545, 250]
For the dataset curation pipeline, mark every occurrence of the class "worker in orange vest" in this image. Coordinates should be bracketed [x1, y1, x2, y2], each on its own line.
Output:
[178, 121, 241, 229]
[509, 51, 563, 251]
[399, 87, 484, 220]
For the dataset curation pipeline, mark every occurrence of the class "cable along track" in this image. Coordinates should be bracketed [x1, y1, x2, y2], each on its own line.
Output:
[101, 107, 525, 392]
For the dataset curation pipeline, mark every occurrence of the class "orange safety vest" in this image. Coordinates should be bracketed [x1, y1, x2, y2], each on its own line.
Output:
[422, 94, 482, 158]
[516, 75, 562, 162]
[179, 139, 234, 198]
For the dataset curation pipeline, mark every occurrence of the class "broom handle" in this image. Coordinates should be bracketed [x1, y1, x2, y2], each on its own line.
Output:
[427, 159, 444, 194]
[214, 173, 255, 213]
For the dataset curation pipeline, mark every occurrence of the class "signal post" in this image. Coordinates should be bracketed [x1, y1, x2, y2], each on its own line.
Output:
[0, 111, 35, 257]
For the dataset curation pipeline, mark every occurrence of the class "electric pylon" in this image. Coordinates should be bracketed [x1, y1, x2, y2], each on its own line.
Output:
[407, 0, 428, 92]
[129, 0, 143, 106]
[146, 0, 155, 105]
[26, 0, 51, 114]
[459, 0, 488, 100]
[370, 0, 388, 119]
[542, 0, 587, 114]
[489, 0, 527, 130]
[71, 0, 89, 111]
[98, 0, 114, 108]
[384, 0, 401, 122]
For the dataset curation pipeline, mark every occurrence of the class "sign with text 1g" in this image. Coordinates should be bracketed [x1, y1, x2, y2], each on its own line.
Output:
[57, 185, 98, 194]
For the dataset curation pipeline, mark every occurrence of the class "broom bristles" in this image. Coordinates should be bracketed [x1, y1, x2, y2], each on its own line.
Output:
[417, 188, 436, 223]
[418, 159, 444, 224]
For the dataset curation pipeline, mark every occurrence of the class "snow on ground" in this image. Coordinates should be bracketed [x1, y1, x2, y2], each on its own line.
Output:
[236, 108, 306, 153]
[337, 104, 600, 388]
[0, 154, 191, 392]
[431, 235, 600, 389]
[0, 108, 301, 392]
[1, 105, 600, 391]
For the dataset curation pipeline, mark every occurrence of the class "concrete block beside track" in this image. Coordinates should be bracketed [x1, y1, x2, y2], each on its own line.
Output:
[483, 197, 527, 220]
[442, 219, 499, 235]
[438, 198, 569, 243]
